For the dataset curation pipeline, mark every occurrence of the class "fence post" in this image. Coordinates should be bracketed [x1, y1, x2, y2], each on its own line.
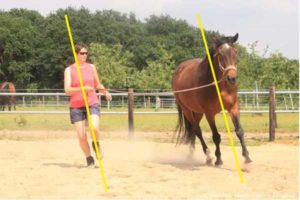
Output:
[269, 85, 276, 141]
[147, 97, 151, 108]
[107, 99, 110, 110]
[155, 96, 160, 111]
[128, 88, 134, 139]
[22, 96, 25, 107]
[288, 88, 294, 110]
[255, 81, 260, 110]
[56, 93, 59, 106]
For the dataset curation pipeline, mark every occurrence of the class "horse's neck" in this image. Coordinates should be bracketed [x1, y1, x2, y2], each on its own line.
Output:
[202, 58, 223, 80]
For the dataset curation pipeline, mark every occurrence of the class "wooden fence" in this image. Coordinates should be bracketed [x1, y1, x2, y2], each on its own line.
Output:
[0, 87, 299, 141]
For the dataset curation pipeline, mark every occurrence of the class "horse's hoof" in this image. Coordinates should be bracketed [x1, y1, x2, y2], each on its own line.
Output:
[245, 158, 252, 164]
[215, 159, 223, 166]
[206, 158, 213, 166]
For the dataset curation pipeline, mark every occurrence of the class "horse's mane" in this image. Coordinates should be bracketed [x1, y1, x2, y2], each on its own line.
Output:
[176, 36, 233, 66]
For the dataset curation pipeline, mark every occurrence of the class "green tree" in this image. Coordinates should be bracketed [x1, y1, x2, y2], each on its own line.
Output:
[0, 7, 298, 91]
[89, 42, 134, 89]
[261, 52, 299, 89]
[133, 44, 175, 90]
[238, 41, 265, 89]
[0, 10, 44, 89]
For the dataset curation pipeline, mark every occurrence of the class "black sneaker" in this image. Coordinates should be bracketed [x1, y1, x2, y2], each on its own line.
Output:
[92, 141, 104, 160]
[86, 156, 95, 167]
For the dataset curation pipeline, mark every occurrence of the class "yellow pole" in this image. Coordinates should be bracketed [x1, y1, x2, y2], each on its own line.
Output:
[65, 15, 108, 192]
[196, 14, 244, 183]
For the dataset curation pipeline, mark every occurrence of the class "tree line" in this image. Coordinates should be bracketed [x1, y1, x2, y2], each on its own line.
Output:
[0, 7, 298, 91]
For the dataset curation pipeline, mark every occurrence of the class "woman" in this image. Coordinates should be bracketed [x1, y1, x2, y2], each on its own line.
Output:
[64, 43, 112, 167]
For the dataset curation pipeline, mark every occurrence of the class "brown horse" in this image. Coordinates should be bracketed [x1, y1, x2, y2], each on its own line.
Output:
[0, 81, 16, 111]
[172, 33, 252, 166]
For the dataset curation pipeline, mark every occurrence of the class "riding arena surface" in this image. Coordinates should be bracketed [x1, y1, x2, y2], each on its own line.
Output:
[0, 131, 298, 199]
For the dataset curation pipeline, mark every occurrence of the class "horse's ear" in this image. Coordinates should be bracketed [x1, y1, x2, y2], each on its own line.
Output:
[231, 33, 239, 43]
[211, 36, 218, 44]
[211, 36, 219, 49]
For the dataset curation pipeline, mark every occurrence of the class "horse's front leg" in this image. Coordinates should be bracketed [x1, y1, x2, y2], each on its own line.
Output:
[229, 105, 252, 163]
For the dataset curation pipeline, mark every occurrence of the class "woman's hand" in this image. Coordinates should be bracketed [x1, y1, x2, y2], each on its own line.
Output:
[105, 91, 112, 101]
[84, 86, 94, 92]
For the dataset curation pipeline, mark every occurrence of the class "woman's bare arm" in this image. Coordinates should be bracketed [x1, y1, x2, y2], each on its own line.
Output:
[91, 64, 112, 100]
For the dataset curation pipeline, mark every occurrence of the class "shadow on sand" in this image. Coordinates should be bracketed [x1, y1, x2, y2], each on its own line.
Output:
[43, 162, 99, 169]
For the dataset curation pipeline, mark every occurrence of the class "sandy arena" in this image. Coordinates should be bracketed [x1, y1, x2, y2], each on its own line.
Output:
[0, 131, 298, 199]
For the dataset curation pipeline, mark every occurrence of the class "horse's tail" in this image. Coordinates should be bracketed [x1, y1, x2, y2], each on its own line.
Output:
[175, 103, 195, 145]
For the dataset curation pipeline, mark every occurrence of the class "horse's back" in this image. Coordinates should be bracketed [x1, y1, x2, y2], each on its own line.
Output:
[174, 58, 202, 73]
[172, 58, 203, 87]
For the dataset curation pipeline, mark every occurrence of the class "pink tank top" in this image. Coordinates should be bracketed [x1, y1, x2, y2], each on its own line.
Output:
[69, 63, 99, 108]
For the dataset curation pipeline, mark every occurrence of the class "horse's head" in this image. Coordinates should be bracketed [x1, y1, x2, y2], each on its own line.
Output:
[212, 33, 239, 85]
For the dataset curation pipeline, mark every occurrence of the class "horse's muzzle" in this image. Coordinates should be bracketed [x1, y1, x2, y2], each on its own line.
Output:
[226, 76, 238, 85]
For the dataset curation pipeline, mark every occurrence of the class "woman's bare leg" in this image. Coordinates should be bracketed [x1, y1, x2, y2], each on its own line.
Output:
[74, 120, 91, 157]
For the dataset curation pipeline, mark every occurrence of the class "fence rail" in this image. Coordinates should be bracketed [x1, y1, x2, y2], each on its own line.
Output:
[1, 89, 299, 141]
[0, 110, 298, 115]
[0, 90, 299, 114]
[0, 90, 299, 96]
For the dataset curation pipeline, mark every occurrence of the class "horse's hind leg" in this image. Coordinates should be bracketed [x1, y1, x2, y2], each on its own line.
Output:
[193, 113, 212, 165]
[12, 97, 16, 110]
[178, 105, 203, 153]
[206, 114, 223, 166]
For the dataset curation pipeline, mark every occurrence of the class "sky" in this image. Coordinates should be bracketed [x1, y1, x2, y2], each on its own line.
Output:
[1, 0, 299, 59]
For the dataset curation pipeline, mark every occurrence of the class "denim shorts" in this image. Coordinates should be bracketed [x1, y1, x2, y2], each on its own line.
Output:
[70, 104, 100, 124]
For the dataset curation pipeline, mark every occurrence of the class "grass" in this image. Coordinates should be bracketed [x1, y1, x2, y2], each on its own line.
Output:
[0, 112, 298, 133]
[0, 112, 298, 146]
